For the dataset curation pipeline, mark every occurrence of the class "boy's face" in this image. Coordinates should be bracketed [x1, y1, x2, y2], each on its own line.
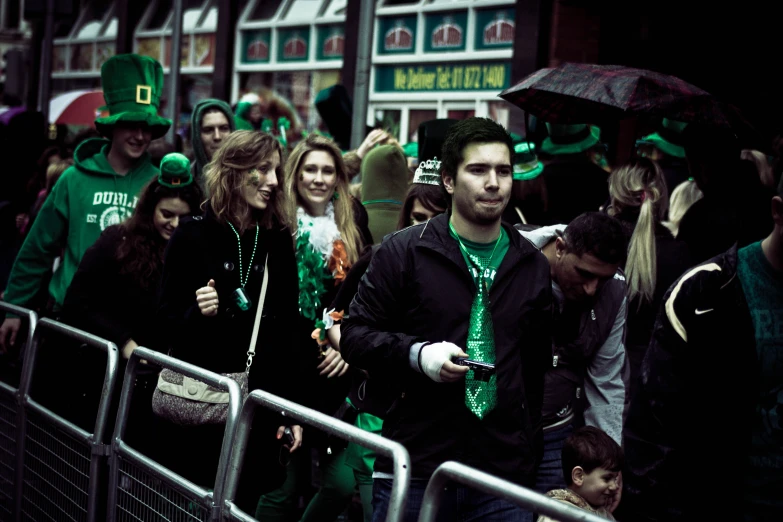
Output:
[572, 466, 620, 508]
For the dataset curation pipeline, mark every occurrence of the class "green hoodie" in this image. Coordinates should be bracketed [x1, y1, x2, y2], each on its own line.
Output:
[190, 98, 235, 180]
[4, 138, 159, 310]
[361, 144, 409, 244]
[234, 101, 255, 131]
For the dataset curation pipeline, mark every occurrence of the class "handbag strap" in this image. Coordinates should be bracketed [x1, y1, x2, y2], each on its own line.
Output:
[245, 253, 269, 374]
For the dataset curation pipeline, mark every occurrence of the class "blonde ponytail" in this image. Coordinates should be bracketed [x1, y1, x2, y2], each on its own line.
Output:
[608, 159, 668, 305]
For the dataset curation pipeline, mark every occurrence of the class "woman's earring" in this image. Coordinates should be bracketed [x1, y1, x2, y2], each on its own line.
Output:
[332, 191, 339, 201]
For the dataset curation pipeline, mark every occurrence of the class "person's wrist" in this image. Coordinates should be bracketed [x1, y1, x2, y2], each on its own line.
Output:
[417, 342, 429, 373]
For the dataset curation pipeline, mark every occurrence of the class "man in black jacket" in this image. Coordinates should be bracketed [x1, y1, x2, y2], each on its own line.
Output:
[341, 117, 552, 522]
[621, 176, 783, 521]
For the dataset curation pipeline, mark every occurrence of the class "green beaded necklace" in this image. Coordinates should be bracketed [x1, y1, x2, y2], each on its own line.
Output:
[227, 221, 259, 289]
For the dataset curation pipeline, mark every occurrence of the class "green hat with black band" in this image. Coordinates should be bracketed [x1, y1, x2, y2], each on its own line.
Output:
[541, 123, 601, 155]
[158, 153, 193, 188]
[636, 118, 688, 158]
[513, 142, 544, 181]
[94, 54, 172, 139]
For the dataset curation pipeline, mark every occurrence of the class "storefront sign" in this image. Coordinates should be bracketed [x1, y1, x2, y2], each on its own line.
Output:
[378, 16, 416, 54]
[317, 25, 344, 60]
[375, 61, 510, 92]
[242, 29, 271, 63]
[279, 27, 310, 62]
[425, 11, 467, 53]
[475, 8, 515, 50]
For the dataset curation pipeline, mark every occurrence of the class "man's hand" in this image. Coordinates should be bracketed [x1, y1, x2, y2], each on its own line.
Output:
[277, 425, 303, 453]
[0, 318, 22, 353]
[419, 342, 469, 383]
[317, 347, 349, 378]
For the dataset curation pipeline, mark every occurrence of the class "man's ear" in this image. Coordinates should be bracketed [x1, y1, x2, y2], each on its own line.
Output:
[771, 196, 783, 227]
[554, 236, 567, 260]
[572, 466, 585, 486]
[442, 172, 455, 195]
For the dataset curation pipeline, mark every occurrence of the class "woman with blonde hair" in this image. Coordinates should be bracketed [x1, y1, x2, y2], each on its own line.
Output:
[663, 179, 703, 237]
[607, 158, 692, 401]
[156, 131, 304, 513]
[256, 133, 372, 521]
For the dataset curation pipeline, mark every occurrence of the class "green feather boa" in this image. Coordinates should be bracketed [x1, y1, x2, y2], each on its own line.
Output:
[296, 229, 331, 322]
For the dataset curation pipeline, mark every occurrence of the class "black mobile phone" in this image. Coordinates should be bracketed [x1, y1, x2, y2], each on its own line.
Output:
[282, 427, 295, 446]
[452, 357, 496, 382]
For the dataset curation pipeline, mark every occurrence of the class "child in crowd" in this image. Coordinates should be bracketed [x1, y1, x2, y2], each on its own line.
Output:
[537, 426, 623, 522]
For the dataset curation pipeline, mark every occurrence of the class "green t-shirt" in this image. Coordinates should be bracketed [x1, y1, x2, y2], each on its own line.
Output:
[737, 241, 783, 519]
[448, 226, 510, 290]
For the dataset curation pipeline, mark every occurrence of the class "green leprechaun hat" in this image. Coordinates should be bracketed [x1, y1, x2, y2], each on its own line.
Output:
[94, 54, 172, 139]
[636, 118, 688, 158]
[158, 153, 193, 188]
[540, 123, 601, 156]
[513, 142, 544, 181]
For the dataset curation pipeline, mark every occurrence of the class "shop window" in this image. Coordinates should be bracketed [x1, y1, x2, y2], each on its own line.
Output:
[323, 0, 347, 17]
[447, 109, 474, 120]
[374, 109, 401, 141]
[144, 0, 173, 30]
[248, 0, 283, 20]
[103, 18, 118, 38]
[73, 0, 112, 39]
[408, 109, 437, 144]
[488, 100, 526, 137]
[284, 0, 324, 22]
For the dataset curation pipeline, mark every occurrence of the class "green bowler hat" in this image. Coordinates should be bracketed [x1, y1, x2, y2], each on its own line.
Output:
[158, 153, 193, 188]
[541, 123, 601, 156]
[513, 142, 544, 181]
[95, 54, 172, 139]
[636, 118, 688, 158]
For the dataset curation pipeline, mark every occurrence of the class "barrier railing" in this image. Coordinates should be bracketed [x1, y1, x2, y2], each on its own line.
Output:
[221, 389, 411, 522]
[17, 318, 118, 522]
[0, 302, 37, 521]
[418, 461, 609, 522]
[107, 347, 242, 522]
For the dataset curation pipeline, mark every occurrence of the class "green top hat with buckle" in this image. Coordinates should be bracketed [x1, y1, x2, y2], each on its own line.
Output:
[636, 118, 688, 158]
[513, 142, 544, 181]
[158, 153, 193, 188]
[94, 54, 172, 139]
[541, 123, 601, 155]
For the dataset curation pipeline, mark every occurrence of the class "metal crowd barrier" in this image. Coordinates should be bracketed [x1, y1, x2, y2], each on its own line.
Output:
[221, 389, 412, 522]
[0, 302, 37, 520]
[107, 347, 242, 522]
[417, 461, 609, 522]
[16, 318, 118, 522]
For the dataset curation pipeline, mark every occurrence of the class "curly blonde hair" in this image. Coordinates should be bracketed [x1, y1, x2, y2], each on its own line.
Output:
[284, 135, 363, 264]
[203, 131, 287, 233]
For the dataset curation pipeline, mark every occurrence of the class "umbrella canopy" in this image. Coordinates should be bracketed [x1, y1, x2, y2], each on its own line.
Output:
[0, 106, 26, 125]
[500, 63, 733, 127]
[49, 90, 107, 126]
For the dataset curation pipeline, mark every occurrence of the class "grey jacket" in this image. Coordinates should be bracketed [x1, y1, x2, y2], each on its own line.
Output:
[519, 225, 629, 444]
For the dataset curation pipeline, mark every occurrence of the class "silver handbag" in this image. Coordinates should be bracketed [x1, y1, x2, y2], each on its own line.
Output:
[152, 254, 268, 426]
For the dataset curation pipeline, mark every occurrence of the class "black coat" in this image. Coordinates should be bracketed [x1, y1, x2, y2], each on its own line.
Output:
[341, 214, 553, 485]
[158, 208, 303, 396]
[156, 208, 304, 506]
[620, 245, 757, 522]
[542, 156, 609, 226]
[63, 225, 163, 350]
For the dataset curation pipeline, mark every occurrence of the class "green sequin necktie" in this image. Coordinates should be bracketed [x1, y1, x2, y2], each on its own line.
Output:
[451, 223, 499, 420]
